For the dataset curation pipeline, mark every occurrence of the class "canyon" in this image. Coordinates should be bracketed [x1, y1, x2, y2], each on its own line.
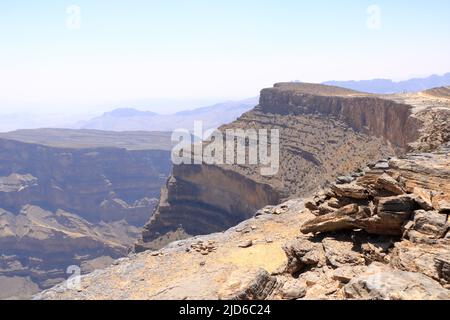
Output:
[36, 143, 450, 299]
[35, 82, 449, 300]
[4, 82, 450, 300]
[0, 130, 173, 299]
[136, 83, 447, 251]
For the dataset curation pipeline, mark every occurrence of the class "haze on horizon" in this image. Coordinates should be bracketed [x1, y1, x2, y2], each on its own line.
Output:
[1, 0, 450, 116]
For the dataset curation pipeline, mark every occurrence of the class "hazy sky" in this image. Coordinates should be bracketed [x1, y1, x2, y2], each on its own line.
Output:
[1, 0, 450, 115]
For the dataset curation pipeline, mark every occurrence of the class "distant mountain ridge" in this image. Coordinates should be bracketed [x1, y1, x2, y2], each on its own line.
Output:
[76, 97, 259, 132]
[103, 108, 158, 118]
[323, 72, 450, 94]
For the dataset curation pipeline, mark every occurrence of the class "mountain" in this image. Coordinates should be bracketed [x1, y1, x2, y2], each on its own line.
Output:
[102, 108, 158, 118]
[38, 83, 450, 300]
[76, 98, 259, 132]
[323, 72, 450, 94]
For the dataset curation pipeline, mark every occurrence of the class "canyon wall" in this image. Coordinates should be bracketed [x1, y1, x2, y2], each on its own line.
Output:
[0, 133, 172, 295]
[137, 83, 426, 251]
[260, 83, 422, 149]
[0, 138, 171, 225]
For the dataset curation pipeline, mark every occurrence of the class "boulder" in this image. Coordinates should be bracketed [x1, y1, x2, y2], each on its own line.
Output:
[283, 239, 325, 274]
[375, 173, 404, 195]
[280, 279, 307, 300]
[406, 210, 448, 240]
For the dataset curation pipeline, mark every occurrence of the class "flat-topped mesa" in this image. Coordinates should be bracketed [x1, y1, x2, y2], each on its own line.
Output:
[136, 83, 450, 252]
[259, 83, 421, 149]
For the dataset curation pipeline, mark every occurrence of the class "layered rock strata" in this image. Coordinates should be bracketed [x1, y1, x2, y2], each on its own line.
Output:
[36, 146, 450, 300]
[138, 83, 450, 251]
[0, 132, 172, 296]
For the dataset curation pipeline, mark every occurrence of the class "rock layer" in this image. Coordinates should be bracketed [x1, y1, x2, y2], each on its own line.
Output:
[138, 83, 417, 250]
[35, 84, 450, 300]
[0, 132, 172, 295]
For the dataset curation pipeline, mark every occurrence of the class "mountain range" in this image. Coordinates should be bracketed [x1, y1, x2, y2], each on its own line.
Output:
[73, 73, 450, 133]
[323, 72, 450, 94]
[74, 98, 259, 132]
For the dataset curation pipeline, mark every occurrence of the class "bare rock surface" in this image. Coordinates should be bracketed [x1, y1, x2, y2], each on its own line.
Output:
[0, 133, 172, 297]
[344, 263, 449, 300]
[35, 84, 450, 300]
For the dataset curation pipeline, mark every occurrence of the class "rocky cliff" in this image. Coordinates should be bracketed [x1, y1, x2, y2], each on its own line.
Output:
[35, 84, 450, 300]
[137, 83, 449, 251]
[0, 130, 172, 297]
[36, 143, 450, 300]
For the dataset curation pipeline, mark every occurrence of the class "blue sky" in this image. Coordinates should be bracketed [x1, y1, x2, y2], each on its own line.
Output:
[0, 0, 449, 114]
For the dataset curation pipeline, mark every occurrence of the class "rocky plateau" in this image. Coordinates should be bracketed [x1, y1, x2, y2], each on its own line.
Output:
[36, 83, 450, 300]
[0, 130, 173, 298]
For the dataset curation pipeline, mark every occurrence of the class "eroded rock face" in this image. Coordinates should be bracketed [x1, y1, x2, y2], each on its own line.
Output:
[138, 83, 450, 251]
[294, 145, 449, 298]
[300, 149, 449, 238]
[34, 84, 450, 300]
[138, 83, 416, 250]
[0, 136, 172, 294]
[0, 138, 171, 225]
[137, 165, 279, 251]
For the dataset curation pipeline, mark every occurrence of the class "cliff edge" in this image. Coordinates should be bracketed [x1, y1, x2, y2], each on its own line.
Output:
[136, 83, 449, 251]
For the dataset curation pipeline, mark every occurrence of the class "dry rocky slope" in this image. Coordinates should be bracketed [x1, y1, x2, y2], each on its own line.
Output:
[37, 83, 450, 300]
[136, 83, 448, 251]
[0, 130, 173, 298]
[36, 145, 450, 300]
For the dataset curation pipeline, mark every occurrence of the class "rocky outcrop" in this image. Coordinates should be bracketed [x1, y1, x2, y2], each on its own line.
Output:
[35, 200, 308, 300]
[139, 83, 418, 250]
[137, 165, 280, 251]
[36, 148, 450, 299]
[0, 132, 172, 296]
[300, 146, 450, 239]
[343, 263, 449, 300]
[35, 84, 450, 300]
[0, 138, 171, 225]
[138, 84, 450, 251]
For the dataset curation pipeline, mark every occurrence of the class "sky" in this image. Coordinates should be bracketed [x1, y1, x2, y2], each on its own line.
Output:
[0, 0, 450, 116]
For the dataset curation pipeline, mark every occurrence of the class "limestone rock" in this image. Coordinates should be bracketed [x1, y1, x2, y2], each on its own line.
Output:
[238, 240, 253, 248]
[432, 192, 450, 214]
[331, 184, 370, 200]
[390, 240, 450, 285]
[332, 265, 368, 284]
[279, 279, 307, 300]
[412, 187, 433, 210]
[224, 269, 279, 300]
[283, 239, 325, 274]
[322, 238, 365, 268]
[375, 173, 404, 195]
[405, 210, 448, 241]
[344, 264, 450, 300]
[376, 194, 417, 212]
[435, 255, 450, 285]
[301, 202, 410, 236]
